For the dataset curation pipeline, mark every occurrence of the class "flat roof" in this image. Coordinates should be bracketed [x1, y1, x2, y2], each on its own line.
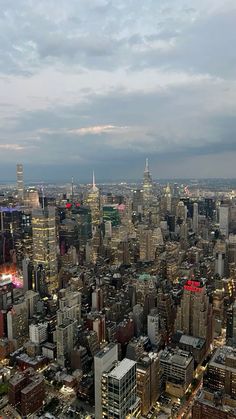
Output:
[95, 343, 117, 359]
[109, 358, 136, 380]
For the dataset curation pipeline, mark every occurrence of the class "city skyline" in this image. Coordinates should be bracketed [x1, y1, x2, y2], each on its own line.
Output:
[0, 1, 236, 180]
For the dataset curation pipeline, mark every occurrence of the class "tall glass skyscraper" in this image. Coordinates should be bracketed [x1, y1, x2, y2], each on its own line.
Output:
[32, 207, 58, 294]
[16, 163, 24, 201]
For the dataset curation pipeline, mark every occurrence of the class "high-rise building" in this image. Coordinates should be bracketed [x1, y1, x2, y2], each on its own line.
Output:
[139, 226, 160, 262]
[16, 163, 24, 201]
[32, 207, 58, 294]
[175, 280, 213, 352]
[133, 189, 143, 214]
[7, 301, 28, 346]
[226, 301, 236, 347]
[101, 358, 141, 419]
[29, 323, 48, 344]
[56, 318, 78, 367]
[214, 240, 226, 277]
[163, 184, 172, 213]
[204, 346, 236, 398]
[85, 172, 100, 233]
[24, 188, 40, 209]
[143, 159, 153, 207]
[25, 290, 39, 318]
[147, 310, 161, 348]
[57, 288, 81, 325]
[160, 348, 194, 397]
[219, 204, 229, 237]
[193, 202, 199, 234]
[8, 369, 45, 416]
[94, 343, 118, 419]
[137, 353, 160, 415]
[192, 389, 236, 419]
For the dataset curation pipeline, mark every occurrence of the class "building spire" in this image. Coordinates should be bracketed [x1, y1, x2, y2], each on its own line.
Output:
[145, 157, 149, 172]
[71, 176, 74, 202]
[92, 171, 96, 188]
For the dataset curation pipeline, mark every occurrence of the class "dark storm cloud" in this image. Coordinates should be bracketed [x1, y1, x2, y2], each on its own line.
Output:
[0, 0, 236, 180]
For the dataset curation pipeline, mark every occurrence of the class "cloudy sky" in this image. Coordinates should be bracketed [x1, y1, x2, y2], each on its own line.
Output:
[0, 0, 236, 182]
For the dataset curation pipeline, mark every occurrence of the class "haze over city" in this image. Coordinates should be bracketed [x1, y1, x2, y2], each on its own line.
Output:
[1, 0, 236, 180]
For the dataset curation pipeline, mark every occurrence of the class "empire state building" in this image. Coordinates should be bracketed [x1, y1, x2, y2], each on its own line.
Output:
[143, 158, 153, 206]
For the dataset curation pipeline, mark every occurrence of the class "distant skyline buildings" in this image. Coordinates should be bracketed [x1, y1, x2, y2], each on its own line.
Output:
[2, 158, 236, 184]
[0, 1, 236, 182]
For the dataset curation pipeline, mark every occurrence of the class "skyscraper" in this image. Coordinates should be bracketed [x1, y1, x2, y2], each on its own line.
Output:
[143, 158, 153, 207]
[56, 318, 78, 367]
[94, 343, 118, 419]
[147, 310, 161, 348]
[16, 163, 24, 201]
[101, 358, 141, 418]
[193, 202, 199, 234]
[85, 172, 100, 233]
[219, 204, 229, 237]
[175, 280, 213, 352]
[32, 207, 58, 294]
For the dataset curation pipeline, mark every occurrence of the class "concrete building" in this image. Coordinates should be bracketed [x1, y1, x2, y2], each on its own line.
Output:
[204, 346, 236, 398]
[29, 323, 48, 344]
[175, 280, 213, 352]
[7, 301, 28, 346]
[219, 204, 229, 237]
[56, 318, 77, 367]
[148, 310, 161, 349]
[16, 163, 24, 201]
[8, 369, 45, 416]
[32, 207, 58, 294]
[57, 288, 81, 325]
[137, 353, 160, 416]
[94, 343, 118, 419]
[193, 202, 199, 234]
[160, 348, 194, 397]
[102, 358, 141, 419]
[192, 389, 236, 419]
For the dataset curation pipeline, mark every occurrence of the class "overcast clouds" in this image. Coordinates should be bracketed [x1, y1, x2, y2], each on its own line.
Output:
[0, 0, 236, 181]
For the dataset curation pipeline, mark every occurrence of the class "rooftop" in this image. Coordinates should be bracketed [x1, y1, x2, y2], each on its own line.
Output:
[95, 343, 117, 359]
[160, 348, 193, 367]
[209, 346, 236, 372]
[109, 358, 136, 380]
[180, 334, 205, 349]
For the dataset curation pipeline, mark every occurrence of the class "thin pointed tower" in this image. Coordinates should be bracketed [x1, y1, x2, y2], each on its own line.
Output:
[143, 157, 153, 205]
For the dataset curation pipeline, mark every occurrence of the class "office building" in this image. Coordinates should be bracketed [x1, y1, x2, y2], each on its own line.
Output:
[94, 343, 118, 419]
[193, 202, 199, 234]
[148, 310, 161, 349]
[214, 240, 227, 277]
[56, 318, 78, 367]
[7, 301, 28, 346]
[85, 172, 100, 232]
[25, 290, 39, 318]
[175, 280, 213, 352]
[16, 163, 24, 201]
[8, 369, 45, 416]
[204, 346, 236, 398]
[160, 348, 194, 397]
[143, 158, 153, 207]
[32, 207, 58, 294]
[192, 389, 236, 419]
[227, 301, 236, 347]
[137, 353, 160, 415]
[57, 288, 81, 325]
[101, 358, 141, 419]
[29, 323, 48, 344]
[219, 204, 229, 237]
[24, 188, 40, 209]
